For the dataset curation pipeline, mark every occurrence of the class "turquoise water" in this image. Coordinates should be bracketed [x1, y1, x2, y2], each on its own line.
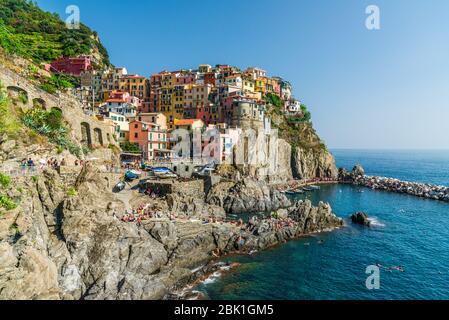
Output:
[195, 150, 449, 300]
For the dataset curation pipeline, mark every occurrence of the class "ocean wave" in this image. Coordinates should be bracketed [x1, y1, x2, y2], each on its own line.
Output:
[368, 217, 386, 227]
[202, 271, 222, 285]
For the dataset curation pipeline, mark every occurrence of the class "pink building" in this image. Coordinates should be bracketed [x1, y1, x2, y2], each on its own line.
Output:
[176, 72, 196, 85]
[129, 120, 169, 160]
[50, 56, 92, 76]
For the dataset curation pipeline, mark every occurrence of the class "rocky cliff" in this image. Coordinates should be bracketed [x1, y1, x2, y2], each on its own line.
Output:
[207, 178, 291, 214]
[292, 146, 337, 180]
[0, 164, 343, 300]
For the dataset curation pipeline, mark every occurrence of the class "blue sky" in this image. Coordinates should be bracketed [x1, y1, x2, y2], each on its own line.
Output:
[36, 0, 449, 149]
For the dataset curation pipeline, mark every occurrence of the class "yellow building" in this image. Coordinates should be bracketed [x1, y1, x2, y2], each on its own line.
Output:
[173, 85, 186, 125]
[119, 75, 148, 100]
[255, 78, 267, 94]
[242, 78, 256, 93]
[159, 72, 177, 129]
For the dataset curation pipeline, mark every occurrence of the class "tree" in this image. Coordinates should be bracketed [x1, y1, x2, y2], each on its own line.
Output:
[300, 104, 312, 122]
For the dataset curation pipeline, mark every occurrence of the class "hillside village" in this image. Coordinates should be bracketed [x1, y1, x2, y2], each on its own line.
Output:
[50, 56, 307, 162]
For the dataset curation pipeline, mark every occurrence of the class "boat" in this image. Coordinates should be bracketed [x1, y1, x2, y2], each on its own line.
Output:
[303, 187, 313, 192]
[309, 185, 321, 190]
[113, 181, 126, 193]
[285, 189, 305, 195]
[124, 171, 139, 181]
[151, 167, 178, 180]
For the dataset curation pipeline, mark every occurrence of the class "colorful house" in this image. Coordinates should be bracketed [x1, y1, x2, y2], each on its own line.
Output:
[174, 119, 205, 132]
[103, 111, 129, 143]
[129, 120, 169, 160]
[50, 55, 92, 76]
[136, 113, 167, 130]
[255, 78, 267, 94]
[104, 91, 141, 118]
[119, 75, 148, 100]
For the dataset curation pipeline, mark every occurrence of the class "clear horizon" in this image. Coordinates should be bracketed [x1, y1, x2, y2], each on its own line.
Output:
[35, 0, 449, 150]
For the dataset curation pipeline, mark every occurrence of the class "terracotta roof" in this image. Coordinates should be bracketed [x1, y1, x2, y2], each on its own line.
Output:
[174, 119, 203, 126]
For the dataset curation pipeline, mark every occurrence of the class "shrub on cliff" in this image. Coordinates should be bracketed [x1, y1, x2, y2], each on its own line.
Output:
[21, 106, 82, 157]
[0, 173, 12, 188]
[0, 82, 22, 138]
[265, 93, 283, 115]
[0, 194, 17, 211]
[39, 74, 77, 94]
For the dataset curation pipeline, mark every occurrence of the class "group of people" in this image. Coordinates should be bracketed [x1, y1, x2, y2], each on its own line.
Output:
[20, 157, 66, 171]
[143, 187, 162, 199]
[47, 157, 65, 169]
[247, 214, 296, 233]
[120, 203, 164, 225]
[202, 216, 226, 225]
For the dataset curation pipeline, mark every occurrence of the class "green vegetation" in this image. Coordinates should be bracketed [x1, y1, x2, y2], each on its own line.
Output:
[0, 173, 12, 188]
[0, 82, 22, 138]
[0, 0, 110, 66]
[120, 141, 141, 153]
[31, 176, 39, 183]
[39, 74, 78, 94]
[264, 94, 326, 151]
[0, 195, 17, 210]
[22, 107, 82, 157]
[264, 93, 283, 115]
[300, 104, 311, 123]
[67, 186, 77, 197]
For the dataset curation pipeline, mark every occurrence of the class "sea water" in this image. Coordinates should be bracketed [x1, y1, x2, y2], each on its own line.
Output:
[194, 150, 449, 300]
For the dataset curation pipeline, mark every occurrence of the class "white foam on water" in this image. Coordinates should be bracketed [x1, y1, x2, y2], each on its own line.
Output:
[202, 271, 222, 285]
[369, 217, 386, 227]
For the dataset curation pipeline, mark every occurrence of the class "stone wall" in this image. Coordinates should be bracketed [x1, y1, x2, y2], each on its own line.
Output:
[0, 64, 117, 152]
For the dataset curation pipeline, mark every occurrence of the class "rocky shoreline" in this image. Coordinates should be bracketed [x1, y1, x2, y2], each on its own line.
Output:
[339, 165, 449, 202]
[166, 200, 344, 300]
[0, 163, 343, 300]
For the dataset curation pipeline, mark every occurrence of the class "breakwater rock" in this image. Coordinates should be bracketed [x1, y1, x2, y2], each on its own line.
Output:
[339, 165, 449, 202]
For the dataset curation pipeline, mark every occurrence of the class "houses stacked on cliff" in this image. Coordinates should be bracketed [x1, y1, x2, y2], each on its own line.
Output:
[48, 57, 304, 162]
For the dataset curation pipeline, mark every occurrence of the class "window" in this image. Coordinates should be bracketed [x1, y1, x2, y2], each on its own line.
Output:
[134, 124, 138, 129]
[134, 133, 138, 138]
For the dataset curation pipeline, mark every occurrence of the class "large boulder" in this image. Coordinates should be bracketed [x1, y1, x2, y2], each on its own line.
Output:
[351, 165, 365, 178]
[351, 212, 371, 227]
[208, 178, 291, 214]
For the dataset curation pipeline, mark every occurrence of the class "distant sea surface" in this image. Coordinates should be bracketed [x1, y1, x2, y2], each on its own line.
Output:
[194, 150, 449, 300]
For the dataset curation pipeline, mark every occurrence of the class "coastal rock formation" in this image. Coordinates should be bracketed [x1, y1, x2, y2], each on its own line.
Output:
[207, 178, 292, 214]
[292, 146, 338, 180]
[351, 212, 371, 227]
[0, 163, 344, 300]
[238, 200, 344, 252]
[339, 165, 449, 202]
[351, 165, 365, 178]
